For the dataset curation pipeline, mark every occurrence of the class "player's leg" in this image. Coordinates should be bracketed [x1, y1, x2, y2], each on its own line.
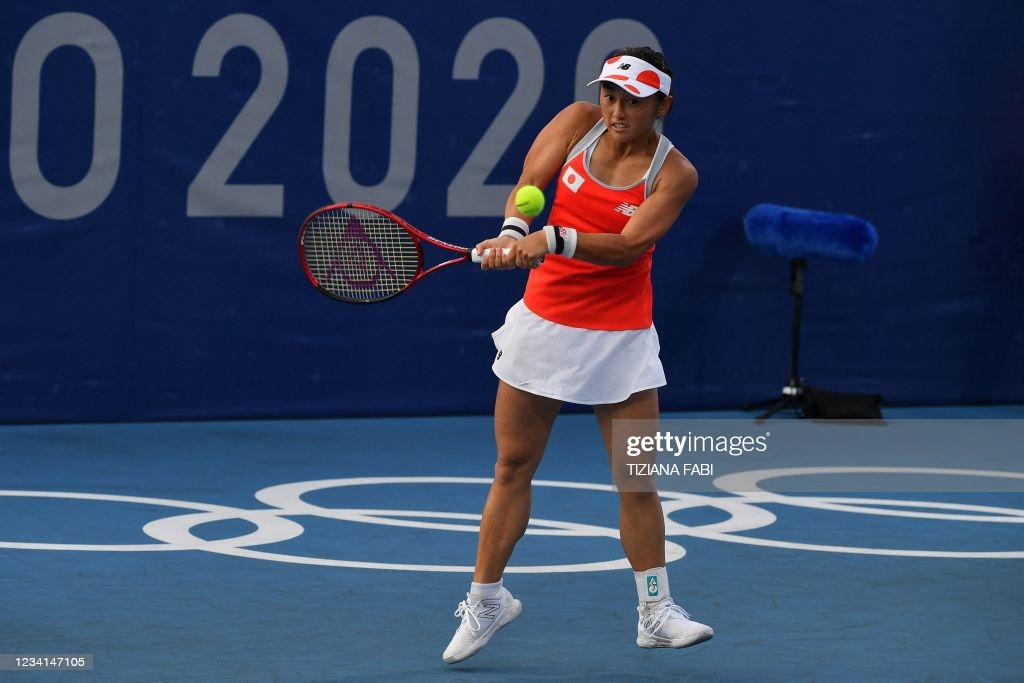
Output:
[594, 389, 714, 649]
[593, 388, 665, 570]
[474, 380, 562, 581]
[443, 380, 561, 664]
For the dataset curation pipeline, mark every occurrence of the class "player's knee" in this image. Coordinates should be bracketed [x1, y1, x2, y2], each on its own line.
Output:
[492, 450, 540, 485]
[619, 490, 662, 509]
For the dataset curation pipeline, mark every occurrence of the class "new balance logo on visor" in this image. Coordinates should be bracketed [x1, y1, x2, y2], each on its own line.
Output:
[615, 202, 639, 216]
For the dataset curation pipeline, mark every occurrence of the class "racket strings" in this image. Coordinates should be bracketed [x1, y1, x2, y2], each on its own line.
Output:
[302, 208, 420, 303]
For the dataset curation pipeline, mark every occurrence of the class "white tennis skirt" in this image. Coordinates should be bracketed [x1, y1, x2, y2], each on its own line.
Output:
[491, 299, 666, 405]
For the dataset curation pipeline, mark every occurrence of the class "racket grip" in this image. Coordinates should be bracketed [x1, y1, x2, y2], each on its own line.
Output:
[470, 247, 511, 263]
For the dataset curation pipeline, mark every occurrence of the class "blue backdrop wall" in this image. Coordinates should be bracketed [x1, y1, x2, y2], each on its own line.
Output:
[2, 1, 1022, 422]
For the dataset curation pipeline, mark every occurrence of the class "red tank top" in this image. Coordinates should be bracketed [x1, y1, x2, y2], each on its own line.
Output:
[524, 124, 670, 330]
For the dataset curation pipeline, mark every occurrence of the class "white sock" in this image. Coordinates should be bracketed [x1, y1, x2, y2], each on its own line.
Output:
[634, 567, 670, 606]
[469, 579, 503, 602]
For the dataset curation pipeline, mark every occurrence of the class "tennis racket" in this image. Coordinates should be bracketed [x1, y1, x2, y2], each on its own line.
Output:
[298, 202, 505, 304]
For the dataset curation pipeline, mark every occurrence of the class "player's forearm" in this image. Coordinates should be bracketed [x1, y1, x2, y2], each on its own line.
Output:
[571, 232, 649, 266]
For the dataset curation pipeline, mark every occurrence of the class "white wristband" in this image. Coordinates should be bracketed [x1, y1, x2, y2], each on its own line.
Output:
[543, 225, 558, 254]
[499, 216, 529, 240]
[543, 225, 577, 258]
[559, 226, 578, 259]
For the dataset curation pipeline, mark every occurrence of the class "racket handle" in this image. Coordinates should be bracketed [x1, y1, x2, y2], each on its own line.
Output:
[470, 247, 511, 263]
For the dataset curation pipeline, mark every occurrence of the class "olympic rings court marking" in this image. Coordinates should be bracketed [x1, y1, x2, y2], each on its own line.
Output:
[2, 469, 1024, 571]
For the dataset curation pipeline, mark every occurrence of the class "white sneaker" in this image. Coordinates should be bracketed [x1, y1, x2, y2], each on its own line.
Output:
[442, 587, 522, 664]
[636, 598, 714, 648]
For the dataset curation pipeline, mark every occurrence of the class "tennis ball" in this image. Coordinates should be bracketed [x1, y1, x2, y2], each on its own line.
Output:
[514, 185, 545, 217]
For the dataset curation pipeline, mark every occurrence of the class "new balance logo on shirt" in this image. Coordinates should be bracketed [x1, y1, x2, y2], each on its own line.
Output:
[615, 202, 639, 216]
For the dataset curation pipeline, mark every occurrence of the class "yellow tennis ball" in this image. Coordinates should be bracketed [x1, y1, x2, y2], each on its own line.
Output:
[514, 185, 545, 217]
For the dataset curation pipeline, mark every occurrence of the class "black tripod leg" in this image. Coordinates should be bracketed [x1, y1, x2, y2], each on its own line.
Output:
[744, 396, 784, 411]
[756, 396, 794, 422]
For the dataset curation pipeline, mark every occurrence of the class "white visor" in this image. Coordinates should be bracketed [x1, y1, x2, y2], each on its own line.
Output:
[587, 55, 672, 98]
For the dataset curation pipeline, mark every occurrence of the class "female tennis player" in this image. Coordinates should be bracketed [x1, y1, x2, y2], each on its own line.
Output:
[442, 47, 714, 664]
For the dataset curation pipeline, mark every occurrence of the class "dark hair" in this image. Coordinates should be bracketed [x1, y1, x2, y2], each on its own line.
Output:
[610, 46, 673, 100]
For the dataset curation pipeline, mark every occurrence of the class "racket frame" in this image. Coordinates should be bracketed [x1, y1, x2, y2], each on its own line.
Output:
[298, 202, 473, 304]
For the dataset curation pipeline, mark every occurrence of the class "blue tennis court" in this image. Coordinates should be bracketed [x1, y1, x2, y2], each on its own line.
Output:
[3, 405, 1023, 682]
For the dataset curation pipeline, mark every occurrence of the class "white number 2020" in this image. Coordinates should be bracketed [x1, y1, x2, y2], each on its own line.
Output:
[9, 11, 659, 220]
